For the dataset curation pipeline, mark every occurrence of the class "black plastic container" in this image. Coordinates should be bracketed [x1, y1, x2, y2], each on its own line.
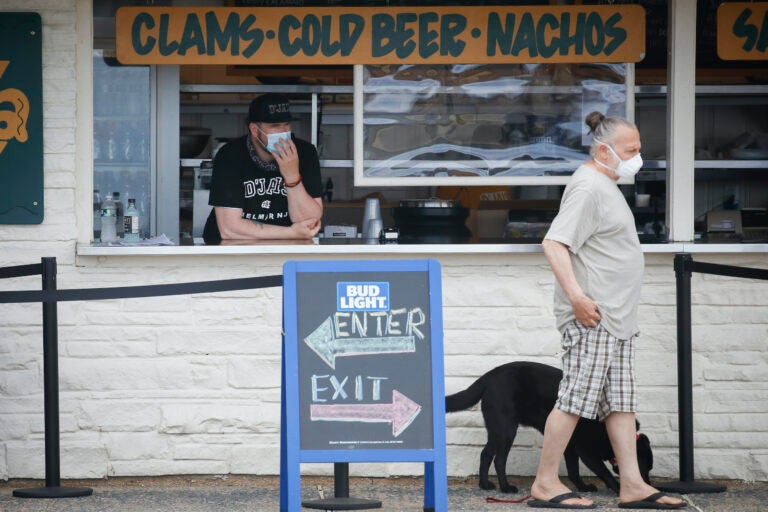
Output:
[393, 199, 471, 244]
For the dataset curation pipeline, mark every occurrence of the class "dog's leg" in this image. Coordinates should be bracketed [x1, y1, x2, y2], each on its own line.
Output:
[576, 451, 619, 494]
[564, 444, 598, 492]
[480, 417, 519, 494]
[492, 433, 518, 494]
[479, 442, 496, 490]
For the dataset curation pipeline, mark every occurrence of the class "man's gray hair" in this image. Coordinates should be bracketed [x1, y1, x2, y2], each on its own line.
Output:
[585, 112, 637, 157]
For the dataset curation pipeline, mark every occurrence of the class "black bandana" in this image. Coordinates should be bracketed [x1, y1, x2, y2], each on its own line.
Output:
[246, 134, 278, 172]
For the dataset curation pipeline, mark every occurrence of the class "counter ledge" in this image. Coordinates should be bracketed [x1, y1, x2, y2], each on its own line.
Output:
[75, 242, 768, 257]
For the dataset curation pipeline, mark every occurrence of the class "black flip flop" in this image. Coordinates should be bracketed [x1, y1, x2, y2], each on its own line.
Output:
[618, 491, 687, 509]
[528, 491, 596, 509]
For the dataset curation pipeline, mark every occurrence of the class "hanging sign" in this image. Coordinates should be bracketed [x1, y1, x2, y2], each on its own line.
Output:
[717, 2, 768, 60]
[116, 5, 646, 65]
[0, 12, 43, 224]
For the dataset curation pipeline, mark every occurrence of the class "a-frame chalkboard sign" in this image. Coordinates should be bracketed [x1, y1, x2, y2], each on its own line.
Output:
[281, 259, 447, 511]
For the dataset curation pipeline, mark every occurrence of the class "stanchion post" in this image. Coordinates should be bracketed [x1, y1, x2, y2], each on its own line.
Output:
[13, 257, 93, 499]
[655, 254, 725, 495]
[676, 253, 695, 482]
[334, 462, 350, 498]
[301, 463, 382, 510]
[42, 256, 61, 488]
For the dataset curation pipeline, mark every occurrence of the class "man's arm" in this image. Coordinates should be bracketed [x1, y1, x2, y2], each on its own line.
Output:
[272, 138, 323, 223]
[214, 207, 320, 240]
[285, 188, 323, 223]
[542, 238, 601, 328]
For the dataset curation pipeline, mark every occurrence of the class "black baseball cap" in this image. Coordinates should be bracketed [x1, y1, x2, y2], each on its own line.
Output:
[248, 93, 295, 124]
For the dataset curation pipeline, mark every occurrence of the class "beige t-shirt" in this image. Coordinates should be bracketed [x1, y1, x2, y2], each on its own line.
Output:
[544, 164, 644, 340]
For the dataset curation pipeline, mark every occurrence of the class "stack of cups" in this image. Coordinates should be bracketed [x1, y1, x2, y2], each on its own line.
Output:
[362, 198, 382, 239]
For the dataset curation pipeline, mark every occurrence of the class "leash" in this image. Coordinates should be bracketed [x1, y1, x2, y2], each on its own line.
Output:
[486, 494, 532, 503]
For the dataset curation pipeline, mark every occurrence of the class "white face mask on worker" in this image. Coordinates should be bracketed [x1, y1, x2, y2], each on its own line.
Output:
[594, 139, 643, 178]
[257, 128, 291, 153]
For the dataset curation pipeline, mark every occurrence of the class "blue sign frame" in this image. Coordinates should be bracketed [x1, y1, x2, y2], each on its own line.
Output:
[281, 259, 447, 511]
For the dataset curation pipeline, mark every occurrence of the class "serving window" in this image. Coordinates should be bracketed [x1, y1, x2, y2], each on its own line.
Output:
[354, 63, 632, 186]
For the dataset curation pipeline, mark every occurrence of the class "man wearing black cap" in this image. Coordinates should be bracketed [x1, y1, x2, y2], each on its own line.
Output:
[203, 93, 323, 242]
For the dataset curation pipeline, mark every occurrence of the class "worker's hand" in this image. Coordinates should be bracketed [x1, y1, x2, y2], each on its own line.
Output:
[271, 137, 300, 185]
[291, 218, 321, 239]
[571, 293, 601, 328]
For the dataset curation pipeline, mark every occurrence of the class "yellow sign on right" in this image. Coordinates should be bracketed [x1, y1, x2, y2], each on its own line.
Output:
[718, 2, 768, 60]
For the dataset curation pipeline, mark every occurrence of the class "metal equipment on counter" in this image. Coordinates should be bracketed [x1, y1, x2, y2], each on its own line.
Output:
[393, 198, 471, 244]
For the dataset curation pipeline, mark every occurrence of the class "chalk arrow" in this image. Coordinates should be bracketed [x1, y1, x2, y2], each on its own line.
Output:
[310, 389, 422, 437]
[304, 317, 416, 369]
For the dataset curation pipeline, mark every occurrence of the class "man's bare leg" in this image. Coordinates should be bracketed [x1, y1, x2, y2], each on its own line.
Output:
[605, 412, 684, 507]
[531, 408, 594, 507]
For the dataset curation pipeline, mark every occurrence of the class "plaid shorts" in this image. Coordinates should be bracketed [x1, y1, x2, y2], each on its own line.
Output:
[554, 320, 637, 421]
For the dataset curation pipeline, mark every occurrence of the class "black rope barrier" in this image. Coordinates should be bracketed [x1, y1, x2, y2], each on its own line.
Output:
[657, 253, 768, 495]
[687, 260, 768, 281]
[0, 262, 42, 280]
[3, 257, 282, 499]
[0, 275, 283, 304]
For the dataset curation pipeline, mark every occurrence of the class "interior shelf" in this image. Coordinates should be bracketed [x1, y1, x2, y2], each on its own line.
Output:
[635, 84, 768, 96]
[644, 160, 768, 169]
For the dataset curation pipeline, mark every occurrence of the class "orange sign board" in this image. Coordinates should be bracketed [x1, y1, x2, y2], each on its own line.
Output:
[116, 5, 645, 65]
[718, 2, 768, 61]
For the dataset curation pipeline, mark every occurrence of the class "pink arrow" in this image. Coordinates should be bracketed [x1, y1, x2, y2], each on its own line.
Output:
[309, 389, 422, 437]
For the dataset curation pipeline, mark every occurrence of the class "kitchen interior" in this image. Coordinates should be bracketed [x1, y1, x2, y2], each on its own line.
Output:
[94, 0, 768, 246]
[177, 66, 436, 242]
[178, 63, 768, 245]
[178, 67, 558, 244]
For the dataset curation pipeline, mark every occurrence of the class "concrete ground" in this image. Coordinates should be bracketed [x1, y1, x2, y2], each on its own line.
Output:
[1, 475, 765, 511]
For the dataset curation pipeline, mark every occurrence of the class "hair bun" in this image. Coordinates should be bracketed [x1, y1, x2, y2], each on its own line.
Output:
[585, 111, 605, 135]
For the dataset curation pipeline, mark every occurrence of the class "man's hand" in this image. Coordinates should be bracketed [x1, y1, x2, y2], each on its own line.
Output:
[270, 136, 324, 224]
[271, 137, 300, 184]
[291, 218, 321, 239]
[570, 292, 601, 328]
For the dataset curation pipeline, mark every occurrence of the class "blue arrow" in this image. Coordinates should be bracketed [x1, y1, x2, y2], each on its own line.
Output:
[304, 317, 416, 369]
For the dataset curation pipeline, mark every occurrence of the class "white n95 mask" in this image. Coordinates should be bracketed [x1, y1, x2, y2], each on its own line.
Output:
[261, 131, 291, 153]
[594, 139, 643, 178]
[614, 152, 643, 178]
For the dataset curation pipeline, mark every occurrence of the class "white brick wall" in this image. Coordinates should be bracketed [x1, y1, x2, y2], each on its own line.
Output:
[0, 1, 767, 484]
[3, 249, 765, 482]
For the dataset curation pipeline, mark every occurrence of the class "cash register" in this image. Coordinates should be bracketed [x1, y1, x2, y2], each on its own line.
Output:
[705, 210, 743, 243]
[705, 208, 768, 243]
[706, 210, 742, 243]
[741, 208, 768, 243]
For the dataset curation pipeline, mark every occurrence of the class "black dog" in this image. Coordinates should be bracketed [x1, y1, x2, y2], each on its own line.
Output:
[445, 361, 653, 494]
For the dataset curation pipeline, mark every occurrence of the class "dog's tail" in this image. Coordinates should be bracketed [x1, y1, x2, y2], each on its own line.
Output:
[445, 376, 487, 412]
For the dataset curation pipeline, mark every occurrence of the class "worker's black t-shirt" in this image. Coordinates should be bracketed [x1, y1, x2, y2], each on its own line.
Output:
[203, 134, 322, 242]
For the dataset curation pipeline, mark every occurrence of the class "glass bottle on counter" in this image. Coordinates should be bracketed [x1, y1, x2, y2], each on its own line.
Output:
[123, 198, 140, 243]
[93, 189, 101, 241]
[100, 194, 117, 243]
[93, 50, 152, 241]
[112, 191, 124, 238]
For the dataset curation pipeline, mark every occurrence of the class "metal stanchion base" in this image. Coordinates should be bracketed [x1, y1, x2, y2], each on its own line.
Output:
[655, 480, 727, 494]
[302, 497, 382, 510]
[13, 486, 93, 498]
